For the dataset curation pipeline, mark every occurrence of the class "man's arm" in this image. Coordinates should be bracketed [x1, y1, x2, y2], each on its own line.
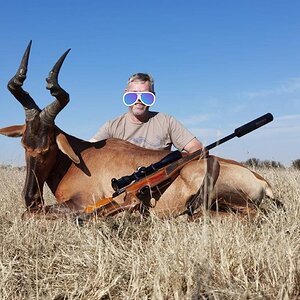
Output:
[167, 115, 204, 153]
[183, 137, 203, 153]
[89, 122, 110, 142]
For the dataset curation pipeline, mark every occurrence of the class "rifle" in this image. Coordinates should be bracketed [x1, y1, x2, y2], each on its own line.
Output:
[84, 113, 273, 217]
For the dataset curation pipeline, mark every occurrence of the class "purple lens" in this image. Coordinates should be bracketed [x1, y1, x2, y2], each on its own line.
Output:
[141, 92, 155, 106]
[123, 93, 138, 106]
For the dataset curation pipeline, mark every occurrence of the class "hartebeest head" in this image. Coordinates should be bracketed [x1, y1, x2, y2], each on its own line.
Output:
[0, 41, 79, 209]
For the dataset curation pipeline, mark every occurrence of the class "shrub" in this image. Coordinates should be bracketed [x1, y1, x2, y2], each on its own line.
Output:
[261, 160, 285, 169]
[243, 158, 261, 168]
[292, 159, 300, 170]
[243, 158, 284, 169]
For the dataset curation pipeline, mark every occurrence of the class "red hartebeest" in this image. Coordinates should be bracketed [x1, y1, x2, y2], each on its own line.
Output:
[0, 42, 276, 220]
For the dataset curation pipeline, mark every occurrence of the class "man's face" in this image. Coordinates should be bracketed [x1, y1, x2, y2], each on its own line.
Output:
[126, 80, 153, 117]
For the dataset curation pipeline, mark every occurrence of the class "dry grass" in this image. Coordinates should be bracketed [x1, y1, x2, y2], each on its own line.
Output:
[0, 166, 299, 299]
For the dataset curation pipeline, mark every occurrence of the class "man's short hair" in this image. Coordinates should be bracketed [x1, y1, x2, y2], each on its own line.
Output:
[127, 73, 155, 92]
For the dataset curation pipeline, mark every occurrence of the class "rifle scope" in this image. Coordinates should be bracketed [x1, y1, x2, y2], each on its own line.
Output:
[111, 150, 182, 192]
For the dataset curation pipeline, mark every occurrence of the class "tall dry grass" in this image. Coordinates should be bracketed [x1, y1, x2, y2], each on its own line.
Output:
[0, 166, 299, 299]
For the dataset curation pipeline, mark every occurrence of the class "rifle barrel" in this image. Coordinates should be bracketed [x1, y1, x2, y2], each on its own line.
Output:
[234, 113, 273, 137]
[166, 113, 274, 175]
[206, 113, 273, 150]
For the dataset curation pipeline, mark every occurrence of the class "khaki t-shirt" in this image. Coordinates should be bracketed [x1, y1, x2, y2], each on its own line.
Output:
[91, 112, 195, 151]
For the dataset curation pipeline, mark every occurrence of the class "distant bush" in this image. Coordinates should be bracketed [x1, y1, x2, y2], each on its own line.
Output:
[291, 159, 300, 170]
[0, 164, 25, 171]
[243, 158, 285, 169]
[243, 158, 261, 168]
[261, 160, 285, 169]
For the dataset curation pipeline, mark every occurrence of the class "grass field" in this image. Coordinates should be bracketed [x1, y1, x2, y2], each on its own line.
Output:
[0, 166, 299, 299]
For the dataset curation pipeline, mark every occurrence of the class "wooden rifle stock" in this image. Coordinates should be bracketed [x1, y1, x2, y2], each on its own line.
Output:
[84, 113, 273, 215]
[84, 196, 114, 213]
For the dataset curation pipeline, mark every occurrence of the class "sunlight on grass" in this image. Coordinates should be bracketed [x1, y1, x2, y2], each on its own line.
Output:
[0, 166, 299, 299]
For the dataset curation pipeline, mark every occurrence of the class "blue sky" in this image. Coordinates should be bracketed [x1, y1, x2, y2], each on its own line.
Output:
[0, 1, 299, 165]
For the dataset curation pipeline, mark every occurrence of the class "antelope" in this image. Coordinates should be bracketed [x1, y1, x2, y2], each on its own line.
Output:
[0, 42, 276, 220]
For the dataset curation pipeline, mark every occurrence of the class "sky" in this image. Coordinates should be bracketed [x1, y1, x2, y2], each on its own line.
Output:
[0, 0, 299, 166]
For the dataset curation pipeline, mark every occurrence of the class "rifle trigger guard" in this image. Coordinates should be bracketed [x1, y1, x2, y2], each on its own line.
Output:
[139, 185, 150, 196]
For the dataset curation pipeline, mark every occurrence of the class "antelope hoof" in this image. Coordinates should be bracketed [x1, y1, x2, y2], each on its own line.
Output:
[21, 208, 42, 220]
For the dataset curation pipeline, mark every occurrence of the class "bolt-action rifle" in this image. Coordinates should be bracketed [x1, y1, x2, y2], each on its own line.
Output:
[83, 113, 273, 217]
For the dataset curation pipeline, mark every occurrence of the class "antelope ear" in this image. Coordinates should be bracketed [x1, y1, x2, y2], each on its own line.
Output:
[56, 133, 80, 164]
[0, 124, 25, 137]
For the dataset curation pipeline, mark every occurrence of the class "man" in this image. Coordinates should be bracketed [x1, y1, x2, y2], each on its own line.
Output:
[90, 73, 203, 153]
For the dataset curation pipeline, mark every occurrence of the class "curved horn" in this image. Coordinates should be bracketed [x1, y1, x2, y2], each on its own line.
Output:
[7, 40, 40, 120]
[40, 49, 71, 125]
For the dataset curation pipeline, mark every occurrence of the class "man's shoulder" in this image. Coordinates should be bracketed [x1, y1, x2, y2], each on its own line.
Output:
[106, 113, 127, 125]
[149, 111, 174, 121]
